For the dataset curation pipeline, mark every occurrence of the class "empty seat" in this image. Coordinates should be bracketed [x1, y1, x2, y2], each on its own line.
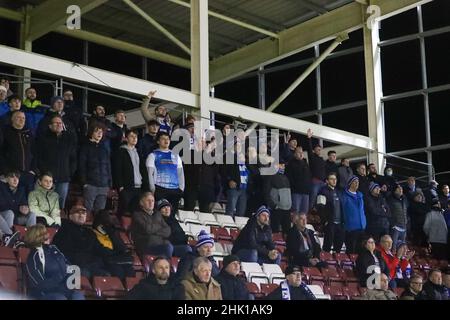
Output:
[125, 277, 141, 291]
[80, 276, 97, 298]
[272, 232, 285, 246]
[171, 257, 180, 273]
[234, 216, 249, 229]
[178, 211, 201, 225]
[245, 282, 264, 298]
[342, 286, 360, 298]
[179, 222, 192, 236]
[262, 263, 285, 284]
[189, 224, 211, 239]
[0, 247, 17, 266]
[142, 255, 157, 273]
[93, 276, 126, 299]
[311, 280, 325, 290]
[0, 265, 19, 293]
[340, 268, 358, 283]
[260, 283, 278, 296]
[210, 226, 232, 242]
[334, 253, 352, 267]
[307, 284, 331, 300]
[214, 214, 238, 228]
[241, 262, 269, 284]
[302, 267, 323, 282]
[197, 212, 220, 227]
[132, 254, 144, 272]
[320, 252, 337, 266]
[324, 286, 348, 300]
[213, 242, 227, 257]
[321, 266, 343, 284]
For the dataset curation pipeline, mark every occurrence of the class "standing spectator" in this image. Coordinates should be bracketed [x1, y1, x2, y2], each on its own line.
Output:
[306, 128, 326, 210]
[266, 265, 316, 300]
[337, 158, 353, 190]
[409, 191, 428, 246]
[22, 87, 45, 134]
[361, 273, 397, 300]
[52, 205, 111, 277]
[0, 95, 22, 127]
[24, 224, 85, 300]
[176, 230, 220, 281]
[198, 141, 220, 212]
[127, 256, 185, 300]
[316, 173, 345, 253]
[354, 163, 370, 196]
[286, 146, 311, 214]
[92, 210, 135, 279]
[421, 269, 448, 300]
[365, 182, 391, 240]
[146, 131, 184, 211]
[131, 192, 172, 258]
[341, 176, 366, 254]
[216, 255, 251, 300]
[404, 176, 424, 204]
[62, 89, 86, 143]
[280, 135, 297, 163]
[158, 199, 192, 258]
[355, 236, 389, 288]
[400, 274, 425, 300]
[79, 124, 112, 214]
[367, 163, 385, 187]
[325, 150, 339, 178]
[440, 184, 450, 209]
[140, 90, 172, 135]
[110, 109, 128, 153]
[383, 166, 398, 192]
[286, 212, 326, 268]
[0, 85, 9, 116]
[28, 173, 61, 227]
[0, 77, 13, 97]
[388, 184, 408, 249]
[232, 206, 280, 264]
[88, 105, 113, 154]
[0, 111, 36, 193]
[423, 199, 448, 260]
[263, 161, 292, 234]
[181, 257, 222, 300]
[0, 171, 36, 227]
[114, 129, 144, 216]
[424, 180, 440, 208]
[137, 119, 160, 169]
[35, 114, 77, 209]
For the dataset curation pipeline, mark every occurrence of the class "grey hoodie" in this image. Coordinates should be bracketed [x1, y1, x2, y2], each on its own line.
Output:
[423, 209, 448, 244]
[121, 144, 142, 188]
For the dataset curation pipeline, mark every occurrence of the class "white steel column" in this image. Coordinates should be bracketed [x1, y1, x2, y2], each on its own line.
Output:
[18, 5, 32, 96]
[191, 0, 210, 131]
[363, 11, 385, 172]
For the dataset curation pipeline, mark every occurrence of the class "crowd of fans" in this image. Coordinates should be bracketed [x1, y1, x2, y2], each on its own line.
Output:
[0, 77, 449, 300]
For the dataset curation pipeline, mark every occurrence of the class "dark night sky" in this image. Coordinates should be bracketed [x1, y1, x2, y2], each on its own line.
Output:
[0, 0, 449, 184]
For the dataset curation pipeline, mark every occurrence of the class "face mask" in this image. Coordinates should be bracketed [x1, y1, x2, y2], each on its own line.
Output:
[386, 169, 393, 176]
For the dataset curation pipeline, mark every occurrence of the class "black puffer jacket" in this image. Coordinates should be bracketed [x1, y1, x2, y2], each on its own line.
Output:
[0, 125, 34, 174]
[35, 130, 77, 183]
[286, 158, 311, 194]
[78, 140, 112, 187]
[127, 274, 185, 300]
[365, 194, 391, 232]
[232, 216, 275, 257]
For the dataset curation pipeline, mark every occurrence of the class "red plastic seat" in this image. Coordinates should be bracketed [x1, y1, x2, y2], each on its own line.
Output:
[340, 268, 358, 283]
[260, 283, 278, 296]
[0, 265, 19, 292]
[13, 225, 28, 240]
[210, 226, 232, 242]
[47, 227, 58, 243]
[125, 277, 141, 291]
[245, 282, 264, 298]
[324, 286, 348, 300]
[142, 254, 157, 273]
[80, 276, 97, 298]
[17, 247, 30, 264]
[311, 280, 325, 290]
[132, 254, 145, 272]
[321, 266, 342, 284]
[93, 276, 126, 299]
[229, 228, 240, 241]
[0, 247, 17, 266]
[320, 252, 337, 266]
[302, 267, 323, 282]
[119, 231, 132, 248]
[171, 257, 180, 273]
[272, 233, 286, 246]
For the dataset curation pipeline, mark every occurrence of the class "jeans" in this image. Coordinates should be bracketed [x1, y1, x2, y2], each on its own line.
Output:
[83, 185, 109, 213]
[235, 248, 281, 265]
[145, 243, 174, 260]
[291, 193, 309, 214]
[14, 211, 37, 227]
[390, 227, 406, 250]
[225, 188, 247, 217]
[54, 182, 70, 210]
[0, 210, 14, 236]
[310, 181, 326, 210]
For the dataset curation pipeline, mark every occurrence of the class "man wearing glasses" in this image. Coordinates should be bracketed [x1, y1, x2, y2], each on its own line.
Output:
[400, 274, 424, 300]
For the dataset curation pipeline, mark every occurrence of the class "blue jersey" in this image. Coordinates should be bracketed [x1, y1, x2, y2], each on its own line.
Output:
[147, 150, 181, 189]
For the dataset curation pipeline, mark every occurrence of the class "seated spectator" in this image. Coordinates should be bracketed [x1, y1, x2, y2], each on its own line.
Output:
[266, 265, 316, 300]
[421, 269, 448, 300]
[176, 230, 219, 281]
[393, 241, 414, 288]
[79, 123, 112, 214]
[361, 273, 397, 300]
[316, 172, 344, 253]
[0, 203, 20, 248]
[341, 176, 366, 254]
[387, 184, 408, 249]
[286, 212, 326, 269]
[423, 199, 448, 260]
[0, 95, 22, 127]
[181, 256, 222, 300]
[131, 192, 172, 258]
[146, 131, 184, 211]
[0, 171, 36, 227]
[127, 256, 184, 300]
[377, 235, 400, 288]
[52, 205, 111, 278]
[409, 191, 428, 247]
[365, 182, 391, 240]
[114, 129, 145, 216]
[24, 224, 85, 300]
[232, 206, 281, 264]
[216, 255, 251, 300]
[157, 199, 192, 258]
[28, 173, 61, 227]
[443, 269, 450, 298]
[35, 114, 77, 209]
[92, 210, 135, 279]
[355, 236, 389, 287]
[0, 110, 36, 194]
[400, 274, 425, 300]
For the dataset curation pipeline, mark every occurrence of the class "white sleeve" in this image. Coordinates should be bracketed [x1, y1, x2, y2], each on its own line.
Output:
[176, 154, 183, 169]
[146, 153, 156, 168]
